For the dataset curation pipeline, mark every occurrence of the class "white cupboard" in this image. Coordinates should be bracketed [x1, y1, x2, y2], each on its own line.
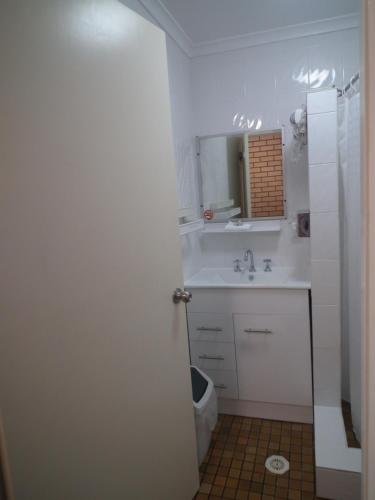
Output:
[187, 288, 313, 421]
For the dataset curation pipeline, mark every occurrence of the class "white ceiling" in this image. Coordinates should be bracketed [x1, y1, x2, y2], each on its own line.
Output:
[158, 0, 360, 43]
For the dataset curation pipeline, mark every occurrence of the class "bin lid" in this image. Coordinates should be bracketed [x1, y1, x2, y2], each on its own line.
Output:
[191, 366, 208, 403]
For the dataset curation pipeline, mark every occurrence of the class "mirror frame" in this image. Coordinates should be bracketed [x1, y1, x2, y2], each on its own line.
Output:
[196, 127, 287, 222]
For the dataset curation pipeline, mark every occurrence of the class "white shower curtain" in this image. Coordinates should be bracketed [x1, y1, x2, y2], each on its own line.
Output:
[338, 83, 361, 441]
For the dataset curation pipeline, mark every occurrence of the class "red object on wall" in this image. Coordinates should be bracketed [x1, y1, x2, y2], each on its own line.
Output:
[203, 209, 214, 220]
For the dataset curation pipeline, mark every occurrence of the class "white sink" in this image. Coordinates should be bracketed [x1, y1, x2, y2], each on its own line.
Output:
[218, 268, 289, 284]
[185, 267, 310, 289]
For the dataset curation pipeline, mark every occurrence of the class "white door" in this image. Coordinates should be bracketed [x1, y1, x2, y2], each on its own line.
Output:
[0, 1, 199, 499]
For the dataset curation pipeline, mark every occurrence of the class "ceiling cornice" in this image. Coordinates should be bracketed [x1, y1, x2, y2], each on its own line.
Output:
[137, 0, 193, 56]
[190, 13, 360, 57]
[137, 3, 359, 59]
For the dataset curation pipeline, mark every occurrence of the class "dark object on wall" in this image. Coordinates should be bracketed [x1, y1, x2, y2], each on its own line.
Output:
[297, 212, 310, 237]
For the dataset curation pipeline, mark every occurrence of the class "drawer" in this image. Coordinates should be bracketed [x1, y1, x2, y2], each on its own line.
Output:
[204, 369, 238, 400]
[234, 313, 312, 406]
[187, 313, 234, 343]
[190, 341, 236, 371]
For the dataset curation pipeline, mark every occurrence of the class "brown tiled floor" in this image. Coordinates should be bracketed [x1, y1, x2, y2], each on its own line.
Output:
[194, 414, 324, 500]
[342, 400, 361, 448]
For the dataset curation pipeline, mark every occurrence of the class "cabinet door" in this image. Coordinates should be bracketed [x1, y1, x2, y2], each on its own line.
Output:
[234, 314, 312, 406]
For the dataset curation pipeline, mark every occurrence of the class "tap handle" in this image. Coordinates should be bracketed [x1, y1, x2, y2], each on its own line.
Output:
[233, 259, 242, 272]
[263, 258, 272, 271]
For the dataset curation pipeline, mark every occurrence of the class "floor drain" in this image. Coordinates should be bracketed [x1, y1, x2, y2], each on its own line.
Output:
[265, 455, 290, 475]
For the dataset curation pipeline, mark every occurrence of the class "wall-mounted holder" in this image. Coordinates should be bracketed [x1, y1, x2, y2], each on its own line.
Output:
[297, 212, 310, 237]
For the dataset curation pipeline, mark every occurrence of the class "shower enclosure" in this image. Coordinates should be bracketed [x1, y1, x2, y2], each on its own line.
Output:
[338, 74, 362, 443]
[307, 82, 362, 500]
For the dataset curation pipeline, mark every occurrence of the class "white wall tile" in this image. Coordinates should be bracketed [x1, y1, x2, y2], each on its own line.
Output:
[307, 89, 337, 115]
[310, 212, 339, 260]
[308, 112, 338, 165]
[308, 33, 344, 91]
[187, 29, 358, 279]
[311, 259, 340, 306]
[313, 347, 341, 406]
[312, 305, 341, 349]
[309, 163, 339, 213]
[311, 283, 340, 307]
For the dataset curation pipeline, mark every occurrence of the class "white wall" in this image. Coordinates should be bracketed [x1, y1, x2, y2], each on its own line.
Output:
[307, 89, 342, 407]
[190, 29, 359, 274]
[120, 2, 360, 283]
[165, 36, 203, 279]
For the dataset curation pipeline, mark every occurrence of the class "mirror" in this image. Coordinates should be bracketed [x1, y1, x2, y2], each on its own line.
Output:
[198, 130, 285, 221]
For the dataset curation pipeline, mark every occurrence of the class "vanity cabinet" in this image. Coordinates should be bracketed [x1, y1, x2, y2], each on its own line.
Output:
[187, 288, 312, 418]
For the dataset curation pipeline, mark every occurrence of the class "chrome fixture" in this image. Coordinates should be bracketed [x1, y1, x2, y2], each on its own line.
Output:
[244, 328, 273, 334]
[244, 249, 256, 272]
[198, 354, 224, 361]
[290, 106, 307, 144]
[233, 259, 243, 272]
[173, 288, 192, 304]
[196, 326, 223, 332]
[264, 258, 272, 272]
[337, 72, 360, 97]
[214, 383, 227, 390]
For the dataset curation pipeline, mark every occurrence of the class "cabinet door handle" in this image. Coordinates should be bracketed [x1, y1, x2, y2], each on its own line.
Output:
[196, 326, 223, 332]
[244, 328, 273, 334]
[198, 354, 224, 361]
[214, 384, 227, 389]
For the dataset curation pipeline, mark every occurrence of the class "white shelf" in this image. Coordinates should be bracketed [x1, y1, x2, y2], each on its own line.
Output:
[177, 207, 194, 219]
[212, 207, 241, 221]
[202, 220, 281, 234]
[209, 199, 234, 210]
[179, 219, 204, 236]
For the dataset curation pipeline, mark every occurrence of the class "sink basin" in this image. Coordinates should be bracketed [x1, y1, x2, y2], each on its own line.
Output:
[217, 268, 289, 284]
[184, 267, 310, 289]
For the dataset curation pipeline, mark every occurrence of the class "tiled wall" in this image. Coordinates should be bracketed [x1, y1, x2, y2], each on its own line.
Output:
[191, 28, 359, 280]
[307, 89, 341, 407]
[121, 0, 359, 283]
[249, 132, 284, 217]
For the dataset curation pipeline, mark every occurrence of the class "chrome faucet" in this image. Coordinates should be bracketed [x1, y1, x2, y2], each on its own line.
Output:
[244, 249, 256, 272]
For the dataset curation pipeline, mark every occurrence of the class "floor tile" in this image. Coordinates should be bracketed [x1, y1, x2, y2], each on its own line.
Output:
[194, 414, 326, 500]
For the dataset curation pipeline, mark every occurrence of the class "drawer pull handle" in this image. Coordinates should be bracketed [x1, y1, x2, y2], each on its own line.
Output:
[198, 354, 225, 361]
[214, 384, 228, 389]
[244, 328, 273, 334]
[196, 326, 223, 332]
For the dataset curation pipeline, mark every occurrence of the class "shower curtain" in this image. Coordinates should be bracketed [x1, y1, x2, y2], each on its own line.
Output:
[338, 82, 361, 441]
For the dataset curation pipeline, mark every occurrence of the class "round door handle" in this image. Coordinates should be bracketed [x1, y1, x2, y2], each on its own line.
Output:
[173, 288, 192, 304]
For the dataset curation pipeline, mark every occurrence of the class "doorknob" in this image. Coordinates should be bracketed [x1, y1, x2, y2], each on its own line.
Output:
[173, 288, 192, 304]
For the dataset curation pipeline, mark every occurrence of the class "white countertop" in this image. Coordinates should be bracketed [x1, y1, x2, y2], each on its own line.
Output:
[184, 267, 311, 290]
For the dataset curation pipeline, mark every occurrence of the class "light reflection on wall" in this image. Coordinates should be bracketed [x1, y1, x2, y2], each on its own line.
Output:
[70, 2, 136, 45]
[232, 113, 262, 130]
[293, 68, 337, 88]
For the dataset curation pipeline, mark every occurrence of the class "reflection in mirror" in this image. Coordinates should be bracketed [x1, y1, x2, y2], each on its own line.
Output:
[198, 130, 285, 221]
